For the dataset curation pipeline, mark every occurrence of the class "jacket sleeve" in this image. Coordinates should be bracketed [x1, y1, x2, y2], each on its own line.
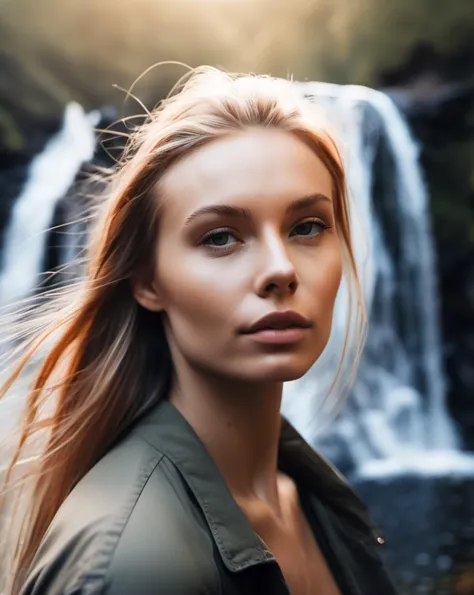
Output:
[19, 524, 219, 595]
[18, 524, 107, 595]
[19, 449, 220, 595]
[20, 557, 217, 595]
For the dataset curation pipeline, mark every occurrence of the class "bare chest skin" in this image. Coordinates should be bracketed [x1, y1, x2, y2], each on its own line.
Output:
[239, 474, 342, 595]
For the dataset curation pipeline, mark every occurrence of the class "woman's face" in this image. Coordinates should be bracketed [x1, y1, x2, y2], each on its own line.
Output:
[135, 127, 342, 383]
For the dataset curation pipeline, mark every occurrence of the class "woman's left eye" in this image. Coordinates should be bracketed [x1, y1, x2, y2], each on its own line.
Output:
[290, 220, 327, 237]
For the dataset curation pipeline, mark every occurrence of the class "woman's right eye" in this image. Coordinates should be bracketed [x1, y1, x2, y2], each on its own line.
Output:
[202, 231, 238, 248]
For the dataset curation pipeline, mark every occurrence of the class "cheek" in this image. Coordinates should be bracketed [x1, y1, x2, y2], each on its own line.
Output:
[308, 246, 343, 319]
[157, 254, 235, 331]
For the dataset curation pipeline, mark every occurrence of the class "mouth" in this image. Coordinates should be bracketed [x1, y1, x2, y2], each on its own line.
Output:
[241, 311, 312, 335]
[244, 326, 311, 345]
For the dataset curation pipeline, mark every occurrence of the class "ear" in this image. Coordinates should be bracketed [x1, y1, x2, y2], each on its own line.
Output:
[131, 277, 165, 313]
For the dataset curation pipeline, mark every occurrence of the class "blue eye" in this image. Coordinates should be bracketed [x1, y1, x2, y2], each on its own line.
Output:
[203, 231, 237, 247]
[290, 220, 327, 237]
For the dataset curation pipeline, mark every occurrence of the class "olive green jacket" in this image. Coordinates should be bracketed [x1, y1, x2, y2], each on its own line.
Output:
[20, 400, 398, 594]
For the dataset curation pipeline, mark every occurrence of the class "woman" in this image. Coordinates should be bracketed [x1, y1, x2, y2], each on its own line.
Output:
[0, 67, 398, 594]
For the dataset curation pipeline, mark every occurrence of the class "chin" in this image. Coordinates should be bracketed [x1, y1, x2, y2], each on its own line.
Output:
[241, 354, 317, 383]
[265, 367, 310, 383]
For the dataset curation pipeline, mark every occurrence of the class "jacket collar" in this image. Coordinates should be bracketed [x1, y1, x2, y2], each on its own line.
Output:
[278, 419, 377, 538]
[134, 399, 376, 573]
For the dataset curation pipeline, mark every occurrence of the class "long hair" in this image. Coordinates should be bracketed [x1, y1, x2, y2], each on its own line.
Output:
[0, 66, 366, 592]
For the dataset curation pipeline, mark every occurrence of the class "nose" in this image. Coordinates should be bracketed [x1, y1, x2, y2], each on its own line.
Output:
[254, 233, 299, 298]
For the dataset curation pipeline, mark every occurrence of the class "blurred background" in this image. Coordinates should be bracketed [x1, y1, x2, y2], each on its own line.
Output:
[0, 0, 473, 593]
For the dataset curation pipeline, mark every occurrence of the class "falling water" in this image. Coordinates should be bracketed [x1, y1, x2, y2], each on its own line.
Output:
[0, 103, 99, 306]
[283, 82, 462, 469]
[0, 102, 100, 437]
[0, 90, 469, 474]
[2, 91, 473, 595]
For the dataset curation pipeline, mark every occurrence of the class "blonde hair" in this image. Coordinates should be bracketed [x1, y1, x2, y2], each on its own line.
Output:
[0, 66, 366, 593]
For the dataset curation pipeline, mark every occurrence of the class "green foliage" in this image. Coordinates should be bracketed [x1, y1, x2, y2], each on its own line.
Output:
[1, 0, 473, 269]
[1, 0, 474, 116]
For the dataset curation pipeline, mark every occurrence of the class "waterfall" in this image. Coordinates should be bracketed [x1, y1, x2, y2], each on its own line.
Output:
[0, 103, 100, 438]
[0, 89, 470, 474]
[0, 103, 99, 306]
[283, 82, 461, 469]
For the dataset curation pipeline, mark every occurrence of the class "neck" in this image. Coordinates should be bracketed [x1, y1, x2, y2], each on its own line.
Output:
[170, 367, 283, 506]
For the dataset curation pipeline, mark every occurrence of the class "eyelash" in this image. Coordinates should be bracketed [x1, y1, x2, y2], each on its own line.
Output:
[201, 218, 333, 252]
[289, 219, 333, 237]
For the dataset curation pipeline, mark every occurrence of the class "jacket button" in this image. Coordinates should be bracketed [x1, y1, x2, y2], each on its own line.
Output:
[377, 536, 385, 545]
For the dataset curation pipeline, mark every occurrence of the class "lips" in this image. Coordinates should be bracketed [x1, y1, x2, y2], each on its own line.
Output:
[241, 311, 312, 334]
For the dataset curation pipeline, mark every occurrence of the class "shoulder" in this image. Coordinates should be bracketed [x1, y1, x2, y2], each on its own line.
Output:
[21, 435, 218, 595]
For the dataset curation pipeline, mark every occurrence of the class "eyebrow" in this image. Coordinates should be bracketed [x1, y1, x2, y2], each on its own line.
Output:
[184, 193, 332, 226]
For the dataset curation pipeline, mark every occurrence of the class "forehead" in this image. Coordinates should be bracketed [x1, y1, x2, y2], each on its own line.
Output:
[158, 127, 333, 218]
